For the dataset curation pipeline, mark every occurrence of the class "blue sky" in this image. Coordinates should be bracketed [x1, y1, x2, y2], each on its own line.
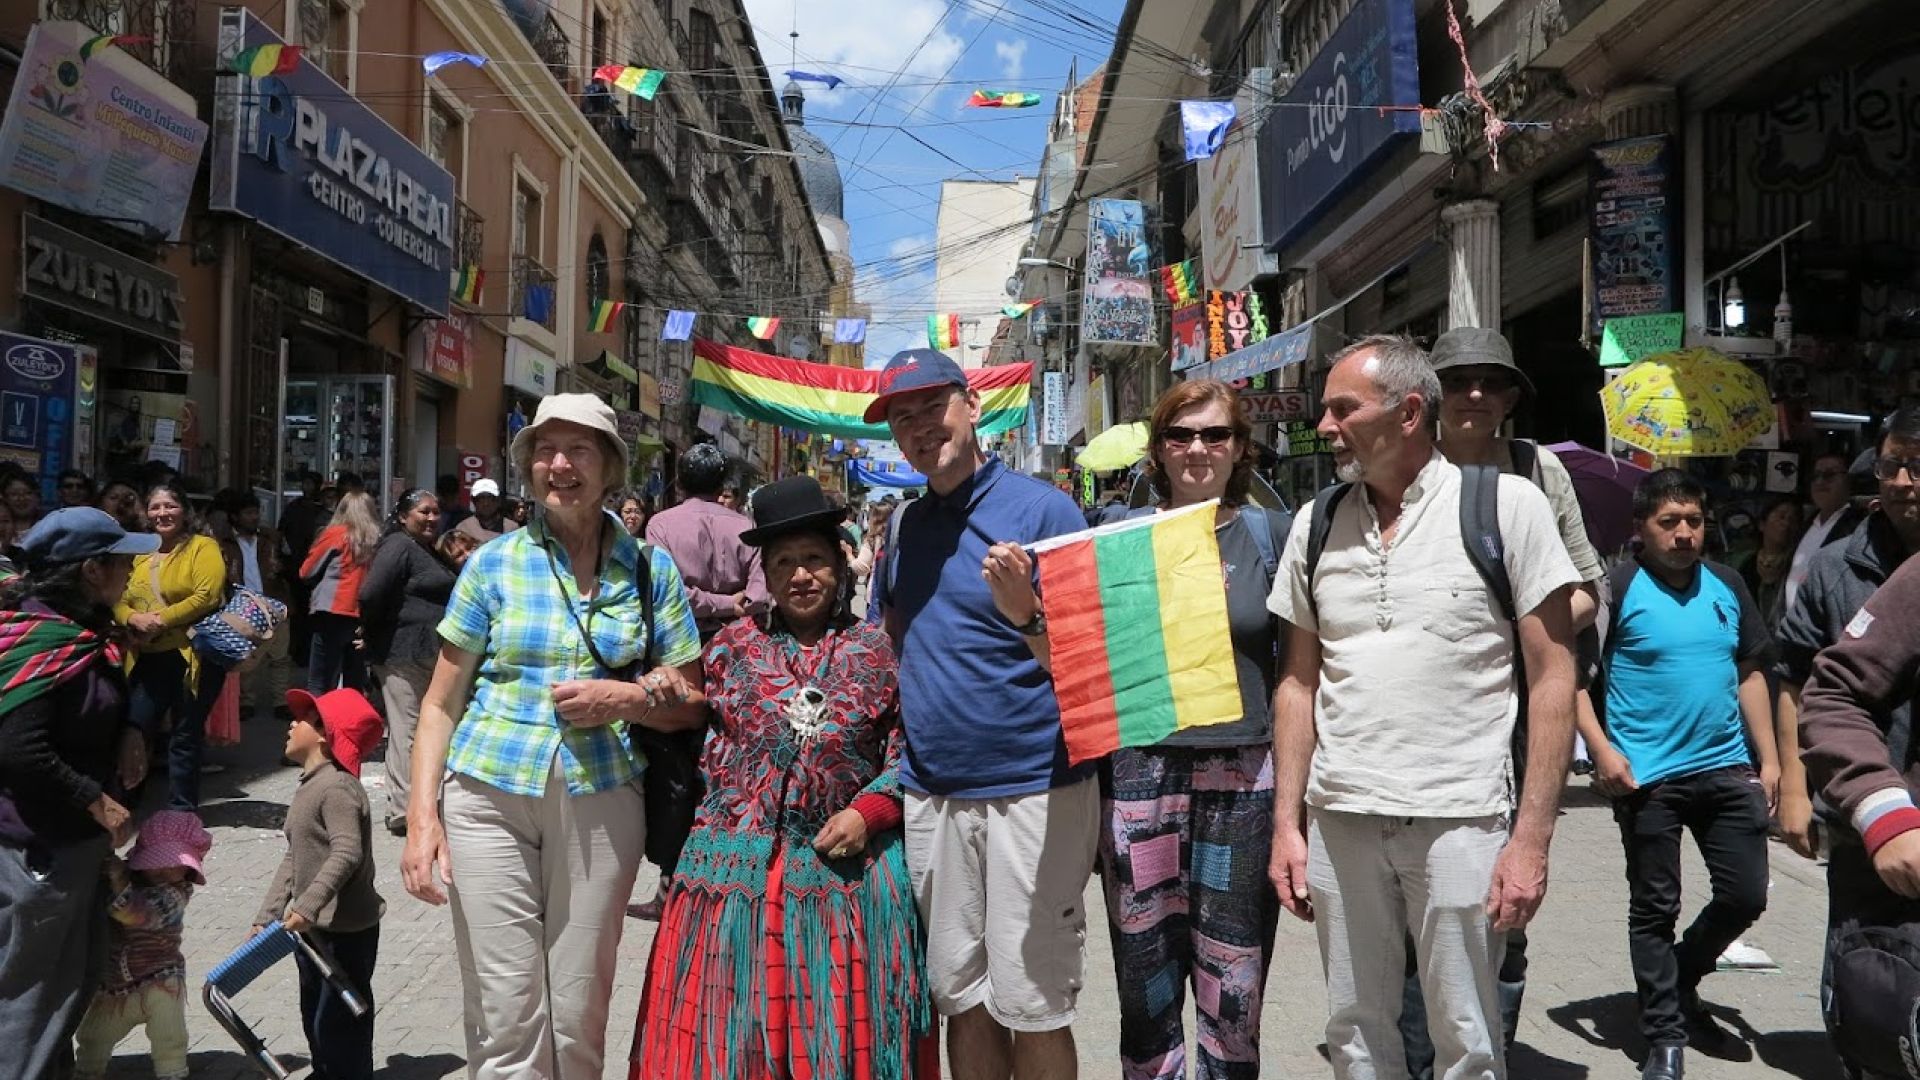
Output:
[738, 0, 1124, 363]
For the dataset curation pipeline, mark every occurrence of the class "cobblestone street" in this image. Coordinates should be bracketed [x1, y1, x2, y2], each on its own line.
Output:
[104, 713, 1841, 1079]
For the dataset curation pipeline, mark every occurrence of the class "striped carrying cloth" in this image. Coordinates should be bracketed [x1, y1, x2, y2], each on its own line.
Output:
[0, 610, 121, 715]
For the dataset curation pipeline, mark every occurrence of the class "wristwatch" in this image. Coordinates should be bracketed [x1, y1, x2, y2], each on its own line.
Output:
[1012, 610, 1047, 637]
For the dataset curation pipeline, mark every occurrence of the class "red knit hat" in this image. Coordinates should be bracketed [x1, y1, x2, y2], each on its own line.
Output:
[285, 689, 385, 777]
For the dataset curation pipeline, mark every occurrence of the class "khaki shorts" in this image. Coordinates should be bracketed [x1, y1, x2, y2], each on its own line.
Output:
[903, 778, 1100, 1031]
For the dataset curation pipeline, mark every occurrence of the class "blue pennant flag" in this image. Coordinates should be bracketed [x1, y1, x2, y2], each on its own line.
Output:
[661, 310, 696, 341]
[785, 70, 844, 90]
[1180, 100, 1237, 162]
[424, 51, 488, 76]
[522, 284, 554, 325]
[833, 318, 868, 344]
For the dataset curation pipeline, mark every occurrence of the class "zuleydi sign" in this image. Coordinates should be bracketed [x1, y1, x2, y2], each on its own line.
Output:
[21, 215, 184, 341]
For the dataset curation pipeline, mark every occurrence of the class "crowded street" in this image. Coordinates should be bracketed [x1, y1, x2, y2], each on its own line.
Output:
[94, 715, 1838, 1080]
[3, 0, 1919, 1078]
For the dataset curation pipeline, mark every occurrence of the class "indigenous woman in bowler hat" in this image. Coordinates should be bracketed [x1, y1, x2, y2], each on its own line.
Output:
[630, 475, 935, 1079]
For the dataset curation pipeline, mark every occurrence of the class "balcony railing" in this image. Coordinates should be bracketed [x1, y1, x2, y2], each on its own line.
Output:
[512, 254, 558, 331]
[526, 13, 572, 92]
[632, 99, 678, 185]
[582, 84, 634, 161]
[48, 0, 195, 87]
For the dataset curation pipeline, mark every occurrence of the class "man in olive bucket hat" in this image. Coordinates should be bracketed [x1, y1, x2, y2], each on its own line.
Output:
[1399, 327, 1610, 1077]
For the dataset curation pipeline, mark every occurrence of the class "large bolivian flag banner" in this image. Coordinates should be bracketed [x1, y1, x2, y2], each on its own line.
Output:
[689, 339, 1031, 441]
[1032, 501, 1241, 765]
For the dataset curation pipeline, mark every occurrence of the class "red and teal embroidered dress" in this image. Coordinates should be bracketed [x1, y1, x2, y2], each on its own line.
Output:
[630, 617, 936, 1080]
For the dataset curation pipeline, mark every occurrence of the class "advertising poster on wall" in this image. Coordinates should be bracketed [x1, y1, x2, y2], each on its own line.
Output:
[1081, 199, 1157, 346]
[1205, 291, 1268, 360]
[1589, 134, 1675, 332]
[0, 332, 90, 501]
[1170, 303, 1208, 371]
[1197, 85, 1276, 293]
[100, 383, 197, 481]
[0, 22, 208, 240]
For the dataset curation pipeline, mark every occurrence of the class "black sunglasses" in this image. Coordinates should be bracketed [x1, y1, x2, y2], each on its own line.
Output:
[1873, 456, 1920, 481]
[1160, 425, 1235, 448]
[1440, 372, 1515, 394]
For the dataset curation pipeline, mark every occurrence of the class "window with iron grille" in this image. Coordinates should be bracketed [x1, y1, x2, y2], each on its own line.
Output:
[427, 98, 463, 185]
[513, 182, 540, 262]
[587, 234, 610, 309]
[299, 0, 351, 84]
[591, 8, 610, 69]
[687, 10, 719, 73]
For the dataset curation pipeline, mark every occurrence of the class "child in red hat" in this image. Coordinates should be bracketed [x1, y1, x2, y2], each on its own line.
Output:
[252, 689, 385, 1080]
[74, 810, 211, 1080]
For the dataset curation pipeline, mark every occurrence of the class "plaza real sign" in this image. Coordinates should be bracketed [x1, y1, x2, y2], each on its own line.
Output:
[1258, 0, 1420, 252]
[208, 7, 453, 315]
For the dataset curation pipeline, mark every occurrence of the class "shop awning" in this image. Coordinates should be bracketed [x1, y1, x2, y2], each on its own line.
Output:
[595, 350, 639, 384]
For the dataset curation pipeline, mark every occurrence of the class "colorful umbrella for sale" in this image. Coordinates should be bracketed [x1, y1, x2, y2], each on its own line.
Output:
[1600, 348, 1773, 458]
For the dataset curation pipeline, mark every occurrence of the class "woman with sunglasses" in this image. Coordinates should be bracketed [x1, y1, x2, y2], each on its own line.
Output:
[1100, 378, 1291, 1079]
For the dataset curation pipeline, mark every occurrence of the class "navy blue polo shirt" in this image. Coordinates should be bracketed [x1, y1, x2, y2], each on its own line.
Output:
[876, 456, 1093, 797]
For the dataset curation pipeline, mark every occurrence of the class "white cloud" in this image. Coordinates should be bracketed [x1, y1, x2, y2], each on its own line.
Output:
[993, 39, 1028, 81]
[739, 0, 965, 114]
[857, 235, 939, 363]
[888, 234, 932, 259]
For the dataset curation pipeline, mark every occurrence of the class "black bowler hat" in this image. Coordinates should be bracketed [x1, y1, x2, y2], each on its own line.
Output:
[739, 476, 847, 547]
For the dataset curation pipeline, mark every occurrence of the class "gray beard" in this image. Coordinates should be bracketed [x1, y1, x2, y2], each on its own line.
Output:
[1335, 459, 1366, 483]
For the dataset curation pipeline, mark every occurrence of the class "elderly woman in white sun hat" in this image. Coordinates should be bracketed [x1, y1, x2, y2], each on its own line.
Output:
[400, 393, 706, 1078]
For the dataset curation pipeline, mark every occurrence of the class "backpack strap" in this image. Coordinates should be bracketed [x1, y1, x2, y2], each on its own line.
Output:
[635, 542, 657, 670]
[883, 498, 912, 598]
[1240, 505, 1281, 583]
[1510, 438, 1541, 488]
[1304, 483, 1353, 623]
[1458, 464, 1516, 624]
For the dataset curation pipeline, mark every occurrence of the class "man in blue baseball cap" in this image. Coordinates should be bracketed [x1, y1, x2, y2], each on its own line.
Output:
[867, 348, 1098, 1079]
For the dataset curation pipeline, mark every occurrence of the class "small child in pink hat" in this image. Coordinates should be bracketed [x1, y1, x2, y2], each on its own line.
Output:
[74, 810, 212, 1080]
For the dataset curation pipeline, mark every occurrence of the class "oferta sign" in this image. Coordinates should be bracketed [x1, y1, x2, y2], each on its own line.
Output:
[209, 7, 453, 315]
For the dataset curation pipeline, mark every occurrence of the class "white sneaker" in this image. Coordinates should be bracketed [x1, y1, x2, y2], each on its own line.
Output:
[1716, 939, 1778, 971]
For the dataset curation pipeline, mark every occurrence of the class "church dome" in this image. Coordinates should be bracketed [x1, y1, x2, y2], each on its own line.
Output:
[782, 81, 844, 221]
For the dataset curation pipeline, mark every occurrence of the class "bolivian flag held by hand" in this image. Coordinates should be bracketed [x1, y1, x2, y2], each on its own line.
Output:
[1032, 501, 1241, 765]
[968, 89, 1041, 108]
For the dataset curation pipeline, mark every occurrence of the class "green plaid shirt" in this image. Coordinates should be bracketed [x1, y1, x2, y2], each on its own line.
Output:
[438, 513, 702, 796]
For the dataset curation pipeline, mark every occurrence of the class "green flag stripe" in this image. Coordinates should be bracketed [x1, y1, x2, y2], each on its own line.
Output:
[1094, 527, 1175, 746]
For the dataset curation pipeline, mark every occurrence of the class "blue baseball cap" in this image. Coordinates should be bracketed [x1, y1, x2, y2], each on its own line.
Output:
[863, 348, 971, 424]
[16, 507, 159, 568]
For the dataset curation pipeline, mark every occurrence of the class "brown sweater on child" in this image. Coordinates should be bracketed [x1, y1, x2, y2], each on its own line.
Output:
[254, 760, 384, 932]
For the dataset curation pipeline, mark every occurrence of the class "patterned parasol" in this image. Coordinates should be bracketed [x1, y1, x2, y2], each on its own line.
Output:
[1600, 348, 1773, 458]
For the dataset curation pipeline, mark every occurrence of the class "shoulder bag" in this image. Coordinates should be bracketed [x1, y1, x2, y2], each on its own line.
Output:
[542, 534, 704, 875]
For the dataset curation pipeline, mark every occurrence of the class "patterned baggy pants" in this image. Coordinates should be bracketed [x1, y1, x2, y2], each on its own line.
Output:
[1099, 744, 1279, 1080]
